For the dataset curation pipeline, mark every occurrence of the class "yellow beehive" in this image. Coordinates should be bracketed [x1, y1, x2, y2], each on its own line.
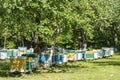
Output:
[10, 57, 17, 71]
[68, 53, 74, 58]
[19, 57, 26, 71]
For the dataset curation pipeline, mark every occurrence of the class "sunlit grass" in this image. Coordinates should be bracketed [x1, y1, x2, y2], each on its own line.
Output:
[1, 53, 120, 80]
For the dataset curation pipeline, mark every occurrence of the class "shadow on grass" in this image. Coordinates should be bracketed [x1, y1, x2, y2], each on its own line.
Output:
[0, 71, 22, 77]
[114, 52, 120, 55]
[53, 61, 88, 72]
[91, 60, 120, 66]
[56, 61, 87, 68]
[89, 55, 120, 66]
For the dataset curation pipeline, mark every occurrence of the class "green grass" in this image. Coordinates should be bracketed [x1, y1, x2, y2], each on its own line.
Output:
[1, 53, 120, 80]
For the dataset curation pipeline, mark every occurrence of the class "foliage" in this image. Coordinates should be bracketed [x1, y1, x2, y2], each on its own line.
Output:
[6, 41, 16, 48]
[0, 0, 120, 50]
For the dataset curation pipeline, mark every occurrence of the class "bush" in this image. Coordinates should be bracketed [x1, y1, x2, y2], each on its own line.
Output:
[0, 60, 10, 70]
[6, 41, 16, 48]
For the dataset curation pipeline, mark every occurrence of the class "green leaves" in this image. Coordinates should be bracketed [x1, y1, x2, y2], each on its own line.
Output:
[0, 0, 119, 49]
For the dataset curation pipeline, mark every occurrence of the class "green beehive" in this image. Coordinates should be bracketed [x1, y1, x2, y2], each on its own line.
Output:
[7, 50, 13, 58]
[85, 51, 94, 60]
[26, 57, 32, 72]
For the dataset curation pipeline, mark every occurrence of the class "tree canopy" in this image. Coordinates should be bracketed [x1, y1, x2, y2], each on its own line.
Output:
[0, 0, 120, 52]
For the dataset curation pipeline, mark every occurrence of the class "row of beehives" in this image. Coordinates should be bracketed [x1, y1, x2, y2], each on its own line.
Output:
[9, 47, 114, 73]
[0, 47, 34, 60]
[38, 47, 114, 67]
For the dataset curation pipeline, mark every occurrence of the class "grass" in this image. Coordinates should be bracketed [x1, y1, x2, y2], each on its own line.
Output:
[1, 53, 120, 80]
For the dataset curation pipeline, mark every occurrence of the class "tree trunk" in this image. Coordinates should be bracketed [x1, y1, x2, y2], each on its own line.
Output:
[80, 28, 87, 50]
[111, 24, 115, 48]
[4, 36, 6, 49]
[21, 36, 24, 47]
[109, 22, 116, 48]
[53, 24, 60, 45]
[31, 12, 41, 54]
[31, 32, 40, 53]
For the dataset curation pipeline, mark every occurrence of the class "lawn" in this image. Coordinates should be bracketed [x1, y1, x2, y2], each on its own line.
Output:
[1, 53, 120, 80]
